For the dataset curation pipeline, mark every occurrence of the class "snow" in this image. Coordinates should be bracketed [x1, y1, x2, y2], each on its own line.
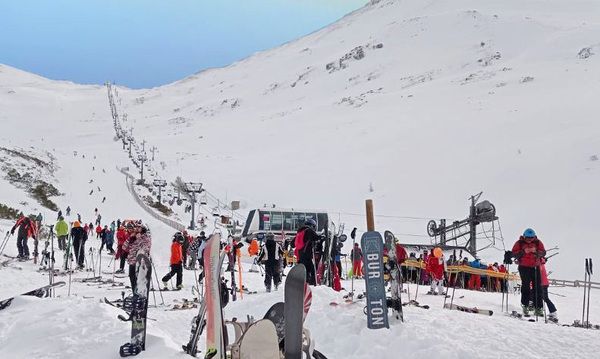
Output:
[1, 0, 600, 357]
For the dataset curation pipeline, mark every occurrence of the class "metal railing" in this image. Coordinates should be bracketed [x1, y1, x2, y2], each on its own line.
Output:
[549, 278, 600, 290]
[117, 166, 186, 233]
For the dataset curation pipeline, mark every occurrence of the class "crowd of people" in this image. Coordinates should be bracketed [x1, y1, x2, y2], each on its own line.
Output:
[7, 210, 558, 319]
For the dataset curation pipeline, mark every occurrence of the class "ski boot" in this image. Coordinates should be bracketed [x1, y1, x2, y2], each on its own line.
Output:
[162, 281, 169, 291]
[204, 348, 217, 358]
[548, 312, 558, 323]
[521, 304, 530, 317]
[176, 284, 183, 291]
[534, 307, 544, 317]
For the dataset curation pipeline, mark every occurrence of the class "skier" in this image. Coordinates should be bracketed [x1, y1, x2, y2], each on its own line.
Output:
[10, 215, 37, 259]
[65, 206, 71, 217]
[350, 243, 363, 278]
[426, 248, 446, 295]
[294, 218, 320, 285]
[540, 257, 558, 321]
[70, 221, 86, 269]
[95, 224, 102, 239]
[162, 232, 184, 290]
[468, 258, 483, 290]
[115, 224, 129, 274]
[57, 210, 63, 221]
[96, 214, 102, 226]
[181, 230, 190, 268]
[511, 228, 546, 316]
[122, 223, 152, 292]
[55, 216, 69, 251]
[257, 233, 284, 292]
[99, 225, 109, 252]
[187, 234, 200, 269]
[196, 232, 210, 283]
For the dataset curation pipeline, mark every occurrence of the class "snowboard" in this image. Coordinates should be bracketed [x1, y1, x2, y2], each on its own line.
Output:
[119, 253, 152, 357]
[444, 303, 493, 316]
[384, 230, 403, 322]
[230, 319, 280, 359]
[0, 281, 65, 311]
[361, 231, 389, 329]
[204, 234, 226, 359]
[285, 264, 306, 359]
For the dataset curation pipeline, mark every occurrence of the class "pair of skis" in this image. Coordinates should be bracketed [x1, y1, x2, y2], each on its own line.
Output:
[0, 281, 65, 311]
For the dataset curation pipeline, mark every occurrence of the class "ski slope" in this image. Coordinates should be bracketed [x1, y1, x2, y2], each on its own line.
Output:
[1, 0, 600, 357]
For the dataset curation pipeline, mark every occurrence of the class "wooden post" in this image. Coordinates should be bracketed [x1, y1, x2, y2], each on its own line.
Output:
[366, 199, 375, 231]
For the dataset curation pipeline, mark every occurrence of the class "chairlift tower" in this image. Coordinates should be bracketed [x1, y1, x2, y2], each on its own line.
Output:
[153, 179, 167, 203]
[426, 192, 498, 257]
[184, 182, 204, 230]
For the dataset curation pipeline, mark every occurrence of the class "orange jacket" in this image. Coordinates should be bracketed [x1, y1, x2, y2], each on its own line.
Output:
[248, 239, 259, 256]
[170, 241, 183, 265]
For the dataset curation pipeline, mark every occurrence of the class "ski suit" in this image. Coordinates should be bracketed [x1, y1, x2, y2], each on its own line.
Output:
[55, 218, 69, 251]
[427, 255, 445, 294]
[468, 259, 482, 290]
[258, 237, 284, 291]
[512, 236, 546, 309]
[115, 227, 129, 271]
[350, 245, 363, 278]
[539, 260, 556, 314]
[11, 216, 37, 258]
[123, 231, 152, 292]
[70, 224, 86, 268]
[162, 240, 183, 288]
[295, 225, 320, 286]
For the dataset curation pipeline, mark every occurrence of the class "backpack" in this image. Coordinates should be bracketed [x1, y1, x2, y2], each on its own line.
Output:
[294, 229, 306, 259]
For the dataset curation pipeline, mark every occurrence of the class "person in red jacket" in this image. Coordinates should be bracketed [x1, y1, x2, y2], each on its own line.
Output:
[162, 232, 184, 290]
[115, 225, 129, 274]
[95, 225, 102, 239]
[512, 228, 546, 316]
[426, 248, 446, 295]
[10, 215, 37, 259]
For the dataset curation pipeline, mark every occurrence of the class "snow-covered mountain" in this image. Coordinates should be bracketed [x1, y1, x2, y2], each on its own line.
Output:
[1, 0, 599, 276]
[115, 0, 599, 278]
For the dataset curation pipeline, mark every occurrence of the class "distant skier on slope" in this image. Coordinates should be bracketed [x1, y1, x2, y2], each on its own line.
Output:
[257, 232, 284, 292]
[512, 228, 546, 316]
[10, 215, 37, 260]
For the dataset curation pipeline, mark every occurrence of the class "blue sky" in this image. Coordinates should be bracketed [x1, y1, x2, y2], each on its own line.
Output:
[0, 0, 367, 88]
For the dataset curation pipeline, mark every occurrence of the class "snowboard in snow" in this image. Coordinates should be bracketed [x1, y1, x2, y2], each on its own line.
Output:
[205, 234, 226, 359]
[361, 231, 389, 329]
[285, 264, 306, 359]
[229, 319, 280, 359]
[119, 253, 152, 357]
[263, 302, 285, 348]
[0, 281, 65, 311]
[444, 303, 493, 316]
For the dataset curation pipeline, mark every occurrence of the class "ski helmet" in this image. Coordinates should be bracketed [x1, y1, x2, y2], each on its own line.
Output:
[523, 228, 536, 238]
[305, 218, 317, 229]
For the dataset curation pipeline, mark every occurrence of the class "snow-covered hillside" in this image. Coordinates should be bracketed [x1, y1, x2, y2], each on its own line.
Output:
[1, 0, 600, 357]
[107, 0, 600, 278]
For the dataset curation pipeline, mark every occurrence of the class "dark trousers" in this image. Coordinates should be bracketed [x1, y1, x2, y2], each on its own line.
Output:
[119, 256, 127, 271]
[264, 261, 281, 289]
[58, 235, 67, 251]
[17, 236, 29, 257]
[518, 265, 543, 309]
[162, 263, 183, 287]
[300, 258, 316, 285]
[73, 238, 85, 267]
[129, 264, 137, 293]
[542, 286, 557, 313]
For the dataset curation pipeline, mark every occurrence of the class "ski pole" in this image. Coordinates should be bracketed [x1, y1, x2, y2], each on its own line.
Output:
[0, 231, 10, 256]
[586, 258, 593, 328]
[534, 264, 539, 322]
[582, 259, 589, 326]
[149, 256, 165, 305]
